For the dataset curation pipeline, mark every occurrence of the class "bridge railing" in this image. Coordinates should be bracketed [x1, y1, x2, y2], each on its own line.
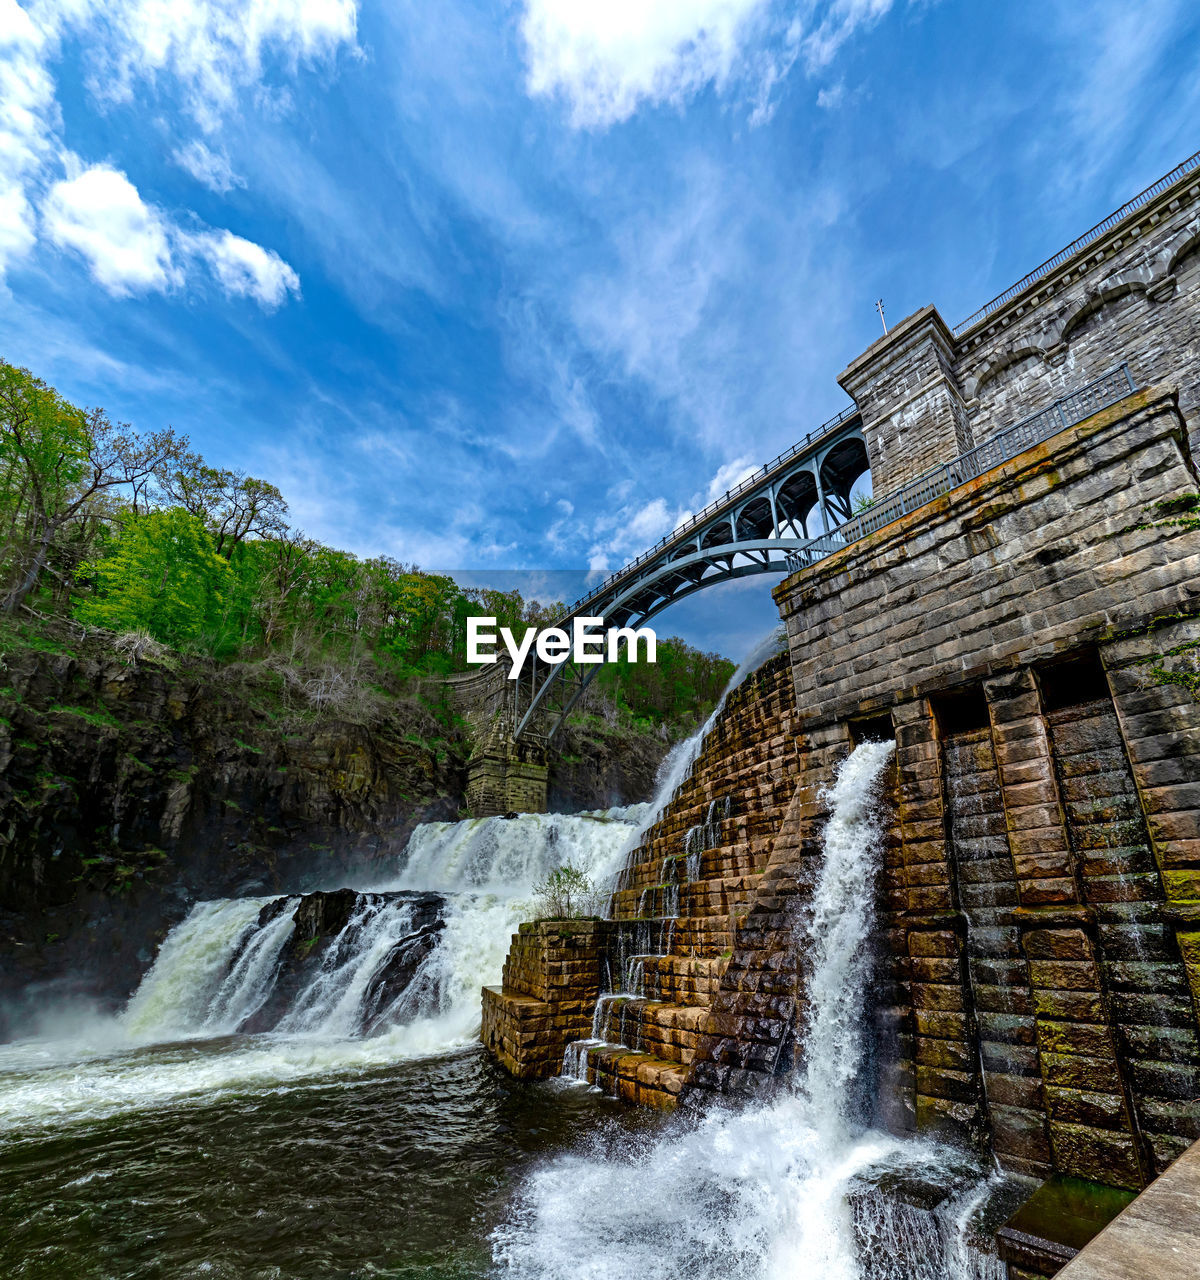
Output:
[787, 363, 1136, 569]
[952, 150, 1200, 337]
[563, 402, 860, 617]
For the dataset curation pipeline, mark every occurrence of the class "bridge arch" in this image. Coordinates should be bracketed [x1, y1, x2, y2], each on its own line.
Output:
[509, 409, 867, 742]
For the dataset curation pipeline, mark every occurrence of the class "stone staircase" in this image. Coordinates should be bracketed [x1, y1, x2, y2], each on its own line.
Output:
[561, 652, 804, 1107]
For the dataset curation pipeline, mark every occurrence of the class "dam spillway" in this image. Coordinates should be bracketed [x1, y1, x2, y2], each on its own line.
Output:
[481, 155, 1200, 1278]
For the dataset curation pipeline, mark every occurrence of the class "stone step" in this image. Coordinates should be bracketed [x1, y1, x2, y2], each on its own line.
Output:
[623, 953, 726, 1004]
[611, 872, 763, 921]
[566, 1039, 691, 1109]
[588, 995, 712, 1067]
[619, 841, 769, 891]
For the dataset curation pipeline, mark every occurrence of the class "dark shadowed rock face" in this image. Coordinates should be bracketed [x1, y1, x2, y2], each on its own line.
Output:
[240, 889, 446, 1035]
[548, 722, 671, 813]
[0, 630, 465, 1035]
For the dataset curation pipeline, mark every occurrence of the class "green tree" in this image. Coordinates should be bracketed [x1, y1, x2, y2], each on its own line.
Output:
[75, 508, 232, 644]
[156, 455, 288, 557]
[532, 864, 604, 919]
[0, 361, 183, 613]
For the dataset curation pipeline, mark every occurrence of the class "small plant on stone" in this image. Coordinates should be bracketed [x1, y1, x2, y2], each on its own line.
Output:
[532, 863, 604, 920]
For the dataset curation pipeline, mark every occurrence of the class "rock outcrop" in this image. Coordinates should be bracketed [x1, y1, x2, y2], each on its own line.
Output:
[0, 629, 465, 1034]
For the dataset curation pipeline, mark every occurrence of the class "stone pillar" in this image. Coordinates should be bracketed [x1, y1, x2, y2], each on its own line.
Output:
[837, 304, 971, 496]
[1101, 619, 1200, 989]
[466, 716, 548, 816]
[893, 697, 987, 1145]
[984, 668, 1146, 1189]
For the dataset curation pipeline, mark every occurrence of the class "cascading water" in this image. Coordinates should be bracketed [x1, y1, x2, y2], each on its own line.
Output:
[564, 635, 789, 1079]
[0, 807, 642, 1133]
[496, 740, 1007, 1280]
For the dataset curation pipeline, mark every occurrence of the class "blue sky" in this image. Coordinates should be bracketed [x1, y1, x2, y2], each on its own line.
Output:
[2, 0, 1199, 659]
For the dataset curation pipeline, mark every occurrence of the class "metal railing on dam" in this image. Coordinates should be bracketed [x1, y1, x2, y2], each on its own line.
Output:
[952, 150, 1200, 337]
[785, 363, 1136, 572]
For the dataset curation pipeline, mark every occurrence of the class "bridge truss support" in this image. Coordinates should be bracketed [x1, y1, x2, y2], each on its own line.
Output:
[512, 413, 870, 744]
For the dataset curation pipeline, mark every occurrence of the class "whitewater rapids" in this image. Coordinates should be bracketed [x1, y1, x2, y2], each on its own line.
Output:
[0, 806, 645, 1134]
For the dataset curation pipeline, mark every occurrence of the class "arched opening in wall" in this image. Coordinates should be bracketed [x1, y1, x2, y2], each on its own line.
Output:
[734, 496, 774, 542]
[1060, 287, 1142, 349]
[972, 350, 1043, 425]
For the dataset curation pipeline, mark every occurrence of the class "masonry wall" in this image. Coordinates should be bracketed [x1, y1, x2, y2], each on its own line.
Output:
[746, 385, 1200, 1191]
[481, 919, 604, 1079]
[956, 177, 1200, 460]
[840, 165, 1200, 495]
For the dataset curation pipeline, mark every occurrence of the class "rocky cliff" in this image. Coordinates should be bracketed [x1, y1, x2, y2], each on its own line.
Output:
[0, 623, 676, 1037]
[0, 624, 466, 1035]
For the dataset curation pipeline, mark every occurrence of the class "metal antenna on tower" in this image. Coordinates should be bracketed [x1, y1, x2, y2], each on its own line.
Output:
[876, 298, 888, 335]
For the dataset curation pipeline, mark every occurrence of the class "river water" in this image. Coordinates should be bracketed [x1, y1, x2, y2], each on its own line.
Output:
[1, 649, 1010, 1279]
[0, 808, 655, 1278]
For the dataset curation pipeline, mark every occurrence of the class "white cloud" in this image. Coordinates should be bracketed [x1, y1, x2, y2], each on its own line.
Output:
[43, 164, 178, 294]
[797, 0, 895, 72]
[585, 493, 692, 571]
[0, 0, 58, 269]
[42, 163, 301, 307]
[0, 5, 318, 308]
[77, 0, 360, 130]
[173, 139, 244, 192]
[815, 79, 844, 109]
[705, 455, 757, 501]
[521, 0, 774, 127]
[519, 0, 900, 127]
[188, 228, 300, 307]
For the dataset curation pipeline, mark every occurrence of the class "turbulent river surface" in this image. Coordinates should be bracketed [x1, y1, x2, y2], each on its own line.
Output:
[0, 807, 657, 1279]
[1, 643, 1011, 1279]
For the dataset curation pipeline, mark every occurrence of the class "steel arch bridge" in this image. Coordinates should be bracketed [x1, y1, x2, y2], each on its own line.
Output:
[511, 407, 869, 743]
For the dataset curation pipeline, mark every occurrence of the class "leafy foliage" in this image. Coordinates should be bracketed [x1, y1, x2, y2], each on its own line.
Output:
[585, 636, 733, 733]
[75, 509, 232, 644]
[0, 357, 732, 736]
[531, 864, 605, 919]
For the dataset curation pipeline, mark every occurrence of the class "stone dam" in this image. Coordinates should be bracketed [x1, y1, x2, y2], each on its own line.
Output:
[481, 154, 1200, 1275]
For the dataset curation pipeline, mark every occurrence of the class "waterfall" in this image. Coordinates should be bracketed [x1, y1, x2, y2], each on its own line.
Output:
[497, 740, 1003, 1280]
[277, 896, 424, 1036]
[0, 806, 642, 1132]
[121, 898, 278, 1042]
[799, 739, 894, 1146]
[633, 628, 787, 842]
[202, 897, 300, 1034]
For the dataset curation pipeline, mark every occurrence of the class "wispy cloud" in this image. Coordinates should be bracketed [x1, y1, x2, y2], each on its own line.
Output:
[519, 0, 904, 128]
[521, 0, 776, 127]
[172, 139, 244, 193]
[0, 0, 57, 270]
[72, 0, 360, 131]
